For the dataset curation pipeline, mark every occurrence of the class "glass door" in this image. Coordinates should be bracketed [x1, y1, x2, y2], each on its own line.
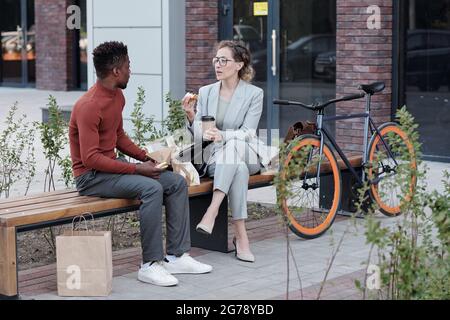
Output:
[278, 0, 336, 138]
[225, 0, 336, 142]
[0, 0, 35, 86]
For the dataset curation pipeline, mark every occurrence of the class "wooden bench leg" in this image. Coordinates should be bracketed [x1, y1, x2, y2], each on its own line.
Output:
[0, 226, 18, 298]
[189, 194, 230, 253]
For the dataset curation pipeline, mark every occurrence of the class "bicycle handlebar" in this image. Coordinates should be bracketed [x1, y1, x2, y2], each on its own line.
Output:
[273, 83, 375, 111]
[272, 99, 316, 110]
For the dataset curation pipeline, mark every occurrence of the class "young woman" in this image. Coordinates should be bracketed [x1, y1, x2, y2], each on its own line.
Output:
[183, 40, 269, 263]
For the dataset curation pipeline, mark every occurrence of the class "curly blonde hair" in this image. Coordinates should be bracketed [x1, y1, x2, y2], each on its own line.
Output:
[216, 40, 255, 82]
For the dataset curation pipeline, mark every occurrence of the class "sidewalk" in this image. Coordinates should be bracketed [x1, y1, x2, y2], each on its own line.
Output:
[1, 87, 449, 300]
[21, 214, 369, 300]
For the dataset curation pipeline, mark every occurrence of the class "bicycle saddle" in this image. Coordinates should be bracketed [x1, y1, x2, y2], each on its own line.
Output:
[358, 82, 385, 95]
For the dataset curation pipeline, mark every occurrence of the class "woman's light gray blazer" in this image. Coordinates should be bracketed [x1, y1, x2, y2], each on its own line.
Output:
[187, 79, 277, 167]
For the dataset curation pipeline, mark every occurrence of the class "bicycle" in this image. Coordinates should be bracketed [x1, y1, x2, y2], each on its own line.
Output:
[274, 82, 417, 239]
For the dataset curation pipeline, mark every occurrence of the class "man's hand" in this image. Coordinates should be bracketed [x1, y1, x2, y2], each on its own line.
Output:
[136, 160, 163, 179]
[142, 147, 156, 163]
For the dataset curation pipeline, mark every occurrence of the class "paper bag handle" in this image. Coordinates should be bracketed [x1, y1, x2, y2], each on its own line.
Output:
[71, 213, 95, 235]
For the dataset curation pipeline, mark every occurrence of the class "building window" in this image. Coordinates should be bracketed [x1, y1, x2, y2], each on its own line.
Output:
[0, 0, 35, 86]
[404, 0, 450, 161]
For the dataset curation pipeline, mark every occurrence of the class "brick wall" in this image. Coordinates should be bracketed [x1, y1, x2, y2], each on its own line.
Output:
[336, 0, 393, 154]
[185, 0, 219, 92]
[35, 0, 76, 91]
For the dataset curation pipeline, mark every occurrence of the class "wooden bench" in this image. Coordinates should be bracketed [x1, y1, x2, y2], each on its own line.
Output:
[0, 155, 363, 299]
[0, 174, 274, 298]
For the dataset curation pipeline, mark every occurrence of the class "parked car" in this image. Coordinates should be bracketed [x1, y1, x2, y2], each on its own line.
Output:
[252, 34, 335, 81]
[233, 24, 265, 54]
[314, 51, 336, 82]
[406, 29, 450, 92]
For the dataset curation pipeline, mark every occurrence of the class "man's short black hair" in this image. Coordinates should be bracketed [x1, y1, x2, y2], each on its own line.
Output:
[93, 41, 128, 79]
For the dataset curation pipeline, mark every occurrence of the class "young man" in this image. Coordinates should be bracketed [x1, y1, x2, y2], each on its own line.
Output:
[69, 41, 212, 287]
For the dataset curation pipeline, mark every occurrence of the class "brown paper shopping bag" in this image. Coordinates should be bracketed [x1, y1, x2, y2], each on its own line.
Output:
[56, 215, 113, 297]
[171, 159, 200, 186]
[145, 139, 174, 165]
[147, 147, 173, 165]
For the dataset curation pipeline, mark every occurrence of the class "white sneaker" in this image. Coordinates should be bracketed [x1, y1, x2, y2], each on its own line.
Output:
[163, 253, 213, 274]
[138, 261, 179, 286]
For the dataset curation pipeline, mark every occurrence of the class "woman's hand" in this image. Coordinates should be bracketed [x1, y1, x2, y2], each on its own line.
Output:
[204, 128, 223, 142]
[182, 92, 197, 123]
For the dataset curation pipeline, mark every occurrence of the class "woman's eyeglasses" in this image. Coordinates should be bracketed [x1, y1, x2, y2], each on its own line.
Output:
[212, 57, 234, 67]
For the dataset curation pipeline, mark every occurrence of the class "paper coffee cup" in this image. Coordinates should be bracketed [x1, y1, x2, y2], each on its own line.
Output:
[201, 116, 216, 140]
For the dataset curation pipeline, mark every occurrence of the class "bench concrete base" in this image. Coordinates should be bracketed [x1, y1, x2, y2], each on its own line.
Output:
[189, 194, 231, 253]
[320, 166, 371, 216]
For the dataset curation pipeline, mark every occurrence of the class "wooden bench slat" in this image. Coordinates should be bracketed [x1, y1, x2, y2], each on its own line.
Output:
[248, 174, 276, 184]
[0, 167, 344, 227]
[187, 174, 275, 196]
[0, 189, 77, 206]
[337, 156, 363, 170]
[0, 196, 109, 216]
[0, 191, 82, 211]
[188, 180, 213, 196]
[0, 174, 276, 228]
[0, 198, 141, 227]
[285, 155, 363, 177]
[0, 174, 276, 211]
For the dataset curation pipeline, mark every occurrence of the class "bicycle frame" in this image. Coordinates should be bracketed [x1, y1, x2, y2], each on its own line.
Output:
[314, 93, 399, 187]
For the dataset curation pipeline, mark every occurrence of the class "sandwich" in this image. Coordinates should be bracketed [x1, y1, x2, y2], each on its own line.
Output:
[155, 161, 169, 169]
[185, 92, 198, 109]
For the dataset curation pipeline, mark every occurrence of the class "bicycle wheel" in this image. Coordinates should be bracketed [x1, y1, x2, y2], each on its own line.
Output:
[367, 122, 417, 216]
[279, 135, 341, 239]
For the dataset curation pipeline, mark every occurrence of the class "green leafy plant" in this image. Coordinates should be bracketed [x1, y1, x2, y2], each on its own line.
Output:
[163, 92, 186, 134]
[59, 156, 74, 188]
[130, 86, 163, 148]
[358, 106, 450, 300]
[36, 96, 74, 254]
[274, 141, 309, 299]
[0, 103, 36, 198]
[118, 86, 164, 160]
[36, 95, 73, 191]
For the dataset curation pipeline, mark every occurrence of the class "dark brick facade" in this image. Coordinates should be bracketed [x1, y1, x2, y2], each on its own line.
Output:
[185, 0, 219, 92]
[335, 0, 393, 153]
[35, 0, 76, 91]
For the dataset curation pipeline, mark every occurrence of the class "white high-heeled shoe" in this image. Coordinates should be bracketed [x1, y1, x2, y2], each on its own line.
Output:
[196, 222, 213, 235]
[232, 237, 255, 263]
